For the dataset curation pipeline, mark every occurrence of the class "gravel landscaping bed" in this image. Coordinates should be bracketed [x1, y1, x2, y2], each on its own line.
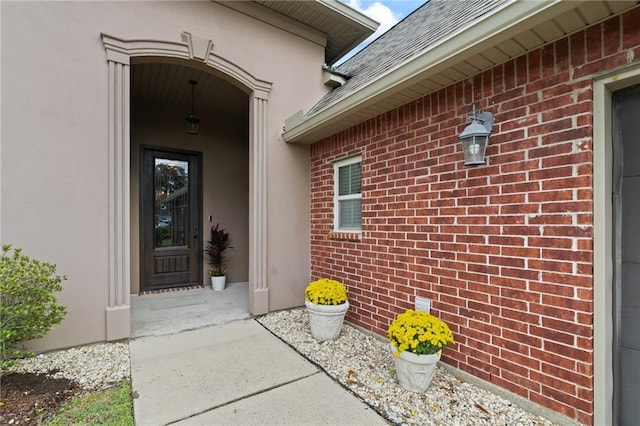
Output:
[9, 342, 130, 391]
[4, 309, 558, 425]
[2, 343, 130, 425]
[258, 308, 556, 426]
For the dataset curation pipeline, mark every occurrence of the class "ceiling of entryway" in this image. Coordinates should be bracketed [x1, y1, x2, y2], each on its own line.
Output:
[131, 63, 249, 120]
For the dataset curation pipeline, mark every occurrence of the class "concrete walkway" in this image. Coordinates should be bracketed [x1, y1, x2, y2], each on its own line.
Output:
[129, 285, 387, 425]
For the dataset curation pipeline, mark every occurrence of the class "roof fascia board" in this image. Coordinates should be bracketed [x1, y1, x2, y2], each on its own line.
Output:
[283, 0, 583, 144]
[217, 1, 328, 48]
[317, 0, 379, 30]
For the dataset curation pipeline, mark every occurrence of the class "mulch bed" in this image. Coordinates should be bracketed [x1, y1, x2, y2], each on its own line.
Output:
[0, 372, 81, 425]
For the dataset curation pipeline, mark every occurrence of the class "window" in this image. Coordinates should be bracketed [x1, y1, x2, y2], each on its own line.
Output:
[334, 155, 362, 231]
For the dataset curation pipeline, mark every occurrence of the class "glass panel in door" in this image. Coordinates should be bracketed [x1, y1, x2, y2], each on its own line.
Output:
[154, 159, 189, 248]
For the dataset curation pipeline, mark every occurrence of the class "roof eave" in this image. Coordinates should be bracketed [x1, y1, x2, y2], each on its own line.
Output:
[317, 0, 380, 65]
[283, 0, 583, 145]
[318, 0, 379, 29]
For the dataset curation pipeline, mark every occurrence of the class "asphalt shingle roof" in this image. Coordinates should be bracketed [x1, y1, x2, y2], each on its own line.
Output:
[306, 0, 508, 118]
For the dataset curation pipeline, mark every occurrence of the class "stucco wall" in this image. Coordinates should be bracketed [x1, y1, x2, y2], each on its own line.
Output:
[310, 8, 640, 425]
[1, 1, 322, 350]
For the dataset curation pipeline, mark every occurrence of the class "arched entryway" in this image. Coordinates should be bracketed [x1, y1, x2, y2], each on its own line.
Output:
[130, 61, 250, 294]
[101, 32, 271, 340]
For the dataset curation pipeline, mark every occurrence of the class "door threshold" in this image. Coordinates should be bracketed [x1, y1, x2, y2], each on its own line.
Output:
[140, 285, 205, 296]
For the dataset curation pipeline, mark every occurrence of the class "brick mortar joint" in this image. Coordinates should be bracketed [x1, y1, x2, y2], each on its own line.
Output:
[328, 231, 362, 242]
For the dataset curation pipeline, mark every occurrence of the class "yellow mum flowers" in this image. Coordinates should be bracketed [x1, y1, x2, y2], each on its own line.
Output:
[305, 278, 347, 305]
[388, 309, 455, 356]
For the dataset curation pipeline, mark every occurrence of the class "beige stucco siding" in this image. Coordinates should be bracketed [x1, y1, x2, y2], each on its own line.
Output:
[1, 1, 323, 351]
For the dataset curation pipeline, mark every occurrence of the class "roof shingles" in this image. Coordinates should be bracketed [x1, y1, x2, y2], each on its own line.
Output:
[306, 0, 507, 118]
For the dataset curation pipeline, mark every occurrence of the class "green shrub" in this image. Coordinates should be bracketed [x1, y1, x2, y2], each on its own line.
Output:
[0, 244, 67, 364]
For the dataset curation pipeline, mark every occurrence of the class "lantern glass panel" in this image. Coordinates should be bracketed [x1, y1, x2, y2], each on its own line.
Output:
[186, 114, 200, 135]
[187, 122, 199, 135]
[461, 135, 488, 165]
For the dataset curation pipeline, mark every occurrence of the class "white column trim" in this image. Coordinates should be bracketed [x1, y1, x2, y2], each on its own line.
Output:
[104, 53, 131, 341]
[250, 95, 269, 314]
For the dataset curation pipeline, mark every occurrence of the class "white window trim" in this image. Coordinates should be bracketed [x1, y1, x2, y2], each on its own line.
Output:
[333, 155, 362, 232]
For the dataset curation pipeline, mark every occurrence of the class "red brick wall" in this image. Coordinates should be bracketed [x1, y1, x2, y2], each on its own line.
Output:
[310, 8, 640, 425]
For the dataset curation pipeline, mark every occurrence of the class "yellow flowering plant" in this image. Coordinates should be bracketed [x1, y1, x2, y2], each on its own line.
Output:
[305, 278, 347, 305]
[388, 309, 455, 356]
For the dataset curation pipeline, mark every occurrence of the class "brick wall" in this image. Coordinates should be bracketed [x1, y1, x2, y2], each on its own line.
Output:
[310, 7, 640, 425]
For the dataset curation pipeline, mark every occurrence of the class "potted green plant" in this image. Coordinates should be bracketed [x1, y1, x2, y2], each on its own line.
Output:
[387, 309, 455, 392]
[204, 223, 231, 291]
[304, 278, 349, 341]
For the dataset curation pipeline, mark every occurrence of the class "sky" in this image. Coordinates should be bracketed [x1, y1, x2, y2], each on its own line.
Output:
[336, 0, 425, 64]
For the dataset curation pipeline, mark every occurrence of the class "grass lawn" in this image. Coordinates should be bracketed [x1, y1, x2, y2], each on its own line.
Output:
[44, 381, 134, 425]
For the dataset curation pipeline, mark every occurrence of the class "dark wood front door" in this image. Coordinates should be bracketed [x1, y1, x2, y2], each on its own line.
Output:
[140, 147, 202, 291]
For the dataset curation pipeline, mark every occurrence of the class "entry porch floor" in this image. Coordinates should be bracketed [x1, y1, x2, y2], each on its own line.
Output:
[130, 281, 251, 338]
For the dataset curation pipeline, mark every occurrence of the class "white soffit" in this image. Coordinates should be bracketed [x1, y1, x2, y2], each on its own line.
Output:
[284, 0, 639, 144]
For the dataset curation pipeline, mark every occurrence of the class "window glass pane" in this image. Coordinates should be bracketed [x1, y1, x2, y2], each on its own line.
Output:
[338, 165, 350, 195]
[351, 162, 361, 193]
[154, 159, 189, 248]
[338, 162, 361, 196]
[339, 199, 362, 229]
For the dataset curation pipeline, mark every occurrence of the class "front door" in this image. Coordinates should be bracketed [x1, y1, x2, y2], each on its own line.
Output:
[140, 147, 202, 291]
[613, 85, 640, 425]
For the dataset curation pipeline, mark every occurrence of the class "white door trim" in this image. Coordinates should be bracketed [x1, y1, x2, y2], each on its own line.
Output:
[593, 62, 640, 426]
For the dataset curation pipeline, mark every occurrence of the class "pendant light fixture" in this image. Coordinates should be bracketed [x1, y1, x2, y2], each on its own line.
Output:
[185, 79, 200, 135]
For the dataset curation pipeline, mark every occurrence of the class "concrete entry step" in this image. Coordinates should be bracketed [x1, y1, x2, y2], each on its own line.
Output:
[130, 282, 251, 338]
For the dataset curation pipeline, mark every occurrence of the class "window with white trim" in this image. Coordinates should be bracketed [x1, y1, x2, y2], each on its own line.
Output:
[334, 155, 362, 231]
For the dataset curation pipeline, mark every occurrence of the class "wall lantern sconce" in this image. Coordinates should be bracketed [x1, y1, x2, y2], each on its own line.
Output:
[459, 105, 493, 166]
[185, 79, 200, 135]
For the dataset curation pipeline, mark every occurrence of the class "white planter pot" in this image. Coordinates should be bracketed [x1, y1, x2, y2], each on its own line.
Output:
[211, 275, 226, 291]
[391, 345, 441, 392]
[305, 300, 349, 341]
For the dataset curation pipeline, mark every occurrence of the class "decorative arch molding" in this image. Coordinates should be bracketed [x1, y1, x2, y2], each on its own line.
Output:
[101, 33, 272, 99]
[101, 32, 271, 340]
